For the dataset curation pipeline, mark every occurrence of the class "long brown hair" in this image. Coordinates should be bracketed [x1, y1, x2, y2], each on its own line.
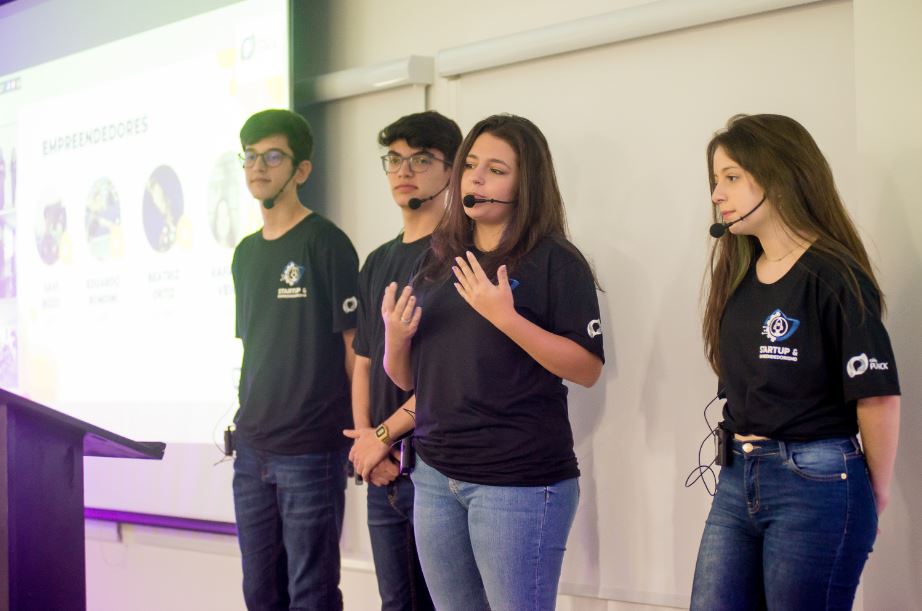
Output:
[418, 114, 587, 283]
[702, 114, 882, 376]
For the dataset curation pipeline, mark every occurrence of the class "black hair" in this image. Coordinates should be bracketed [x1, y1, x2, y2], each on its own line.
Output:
[378, 111, 463, 162]
[240, 109, 313, 163]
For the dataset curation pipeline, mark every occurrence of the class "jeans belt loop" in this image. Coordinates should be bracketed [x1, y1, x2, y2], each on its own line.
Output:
[850, 435, 862, 454]
[777, 440, 790, 462]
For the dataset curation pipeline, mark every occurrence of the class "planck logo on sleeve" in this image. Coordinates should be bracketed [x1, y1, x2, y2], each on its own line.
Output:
[759, 309, 800, 362]
[587, 319, 602, 338]
[846, 353, 889, 378]
[278, 261, 307, 299]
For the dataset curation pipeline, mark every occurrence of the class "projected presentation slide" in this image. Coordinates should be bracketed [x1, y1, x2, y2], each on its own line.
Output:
[0, 0, 289, 444]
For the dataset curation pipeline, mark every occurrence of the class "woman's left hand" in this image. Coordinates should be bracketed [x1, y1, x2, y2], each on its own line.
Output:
[452, 251, 516, 327]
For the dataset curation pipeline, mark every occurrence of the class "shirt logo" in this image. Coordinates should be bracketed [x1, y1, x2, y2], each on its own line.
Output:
[846, 353, 889, 378]
[280, 261, 304, 287]
[587, 319, 602, 338]
[762, 309, 800, 343]
[342, 296, 358, 313]
[278, 261, 307, 299]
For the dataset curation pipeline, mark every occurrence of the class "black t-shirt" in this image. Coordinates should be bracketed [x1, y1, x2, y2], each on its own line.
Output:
[353, 233, 430, 426]
[719, 248, 900, 440]
[232, 213, 359, 454]
[411, 236, 605, 486]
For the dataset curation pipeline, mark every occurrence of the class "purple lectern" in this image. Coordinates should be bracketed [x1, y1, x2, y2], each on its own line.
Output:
[0, 388, 165, 611]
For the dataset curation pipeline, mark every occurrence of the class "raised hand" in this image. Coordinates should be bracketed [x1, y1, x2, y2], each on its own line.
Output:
[452, 250, 516, 327]
[382, 282, 422, 345]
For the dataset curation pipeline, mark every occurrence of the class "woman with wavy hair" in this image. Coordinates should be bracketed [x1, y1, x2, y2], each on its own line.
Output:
[377, 114, 604, 610]
[691, 114, 901, 610]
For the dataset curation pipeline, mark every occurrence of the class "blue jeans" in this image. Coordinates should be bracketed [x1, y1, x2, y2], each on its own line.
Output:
[232, 440, 348, 611]
[410, 457, 579, 611]
[367, 476, 435, 611]
[691, 437, 877, 610]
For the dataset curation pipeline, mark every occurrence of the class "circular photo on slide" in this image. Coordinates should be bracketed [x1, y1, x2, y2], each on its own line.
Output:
[85, 177, 123, 261]
[34, 194, 68, 265]
[142, 165, 184, 253]
[208, 152, 245, 248]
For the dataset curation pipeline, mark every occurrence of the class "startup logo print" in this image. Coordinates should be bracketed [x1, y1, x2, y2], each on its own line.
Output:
[759, 309, 800, 362]
[278, 261, 307, 299]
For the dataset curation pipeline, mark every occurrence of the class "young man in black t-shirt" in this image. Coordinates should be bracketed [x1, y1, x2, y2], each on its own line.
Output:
[231, 109, 358, 611]
[344, 111, 461, 611]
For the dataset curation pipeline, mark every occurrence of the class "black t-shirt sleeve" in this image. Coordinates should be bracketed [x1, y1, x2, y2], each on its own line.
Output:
[547, 255, 605, 362]
[352, 252, 374, 358]
[831, 272, 900, 402]
[317, 224, 359, 333]
[231, 239, 246, 340]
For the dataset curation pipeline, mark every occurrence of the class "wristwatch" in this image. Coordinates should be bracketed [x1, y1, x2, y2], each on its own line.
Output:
[375, 423, 391, 445]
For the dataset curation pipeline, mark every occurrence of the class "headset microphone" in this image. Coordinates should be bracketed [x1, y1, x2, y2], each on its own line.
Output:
[462, 194, 517, 208]
[708, 222, 728, 238]
[407, 182, 449, 211]
[708, 194, 767, 238]
[262, 168, 298, 210]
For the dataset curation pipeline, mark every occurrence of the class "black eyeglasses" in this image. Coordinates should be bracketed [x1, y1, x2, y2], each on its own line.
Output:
[380, 153, 449, 174]
[239, 149, 294, 168]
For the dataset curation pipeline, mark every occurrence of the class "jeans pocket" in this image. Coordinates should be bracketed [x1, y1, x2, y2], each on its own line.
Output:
[785, 444, 848, 482]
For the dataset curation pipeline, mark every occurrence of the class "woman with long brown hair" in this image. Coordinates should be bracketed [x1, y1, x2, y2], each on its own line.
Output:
[691, 114, 901, 610]
[378, 114, 604, 610]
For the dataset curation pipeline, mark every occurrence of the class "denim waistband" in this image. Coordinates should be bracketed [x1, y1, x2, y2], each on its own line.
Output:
[731, 436, 861, 458]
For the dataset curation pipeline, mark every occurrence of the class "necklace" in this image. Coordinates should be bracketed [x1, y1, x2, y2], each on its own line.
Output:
[762, 246, 798, 263]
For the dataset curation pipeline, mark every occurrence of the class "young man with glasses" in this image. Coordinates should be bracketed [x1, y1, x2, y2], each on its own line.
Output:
[231, 108, 358, 610]
[344, 111, 461, 610]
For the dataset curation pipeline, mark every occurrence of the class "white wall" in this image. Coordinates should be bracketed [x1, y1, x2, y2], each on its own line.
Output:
[851, 0, 922, 606]
[85, 520, 385, 611]
[68, 0, 921, 608]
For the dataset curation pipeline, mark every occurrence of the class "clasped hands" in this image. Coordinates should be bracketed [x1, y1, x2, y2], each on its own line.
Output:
[343, 426, 399, 486]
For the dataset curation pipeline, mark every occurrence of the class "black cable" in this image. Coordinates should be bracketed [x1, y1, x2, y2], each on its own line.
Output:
[684, 391, 725, 497]
[211, 402, 236, 466]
